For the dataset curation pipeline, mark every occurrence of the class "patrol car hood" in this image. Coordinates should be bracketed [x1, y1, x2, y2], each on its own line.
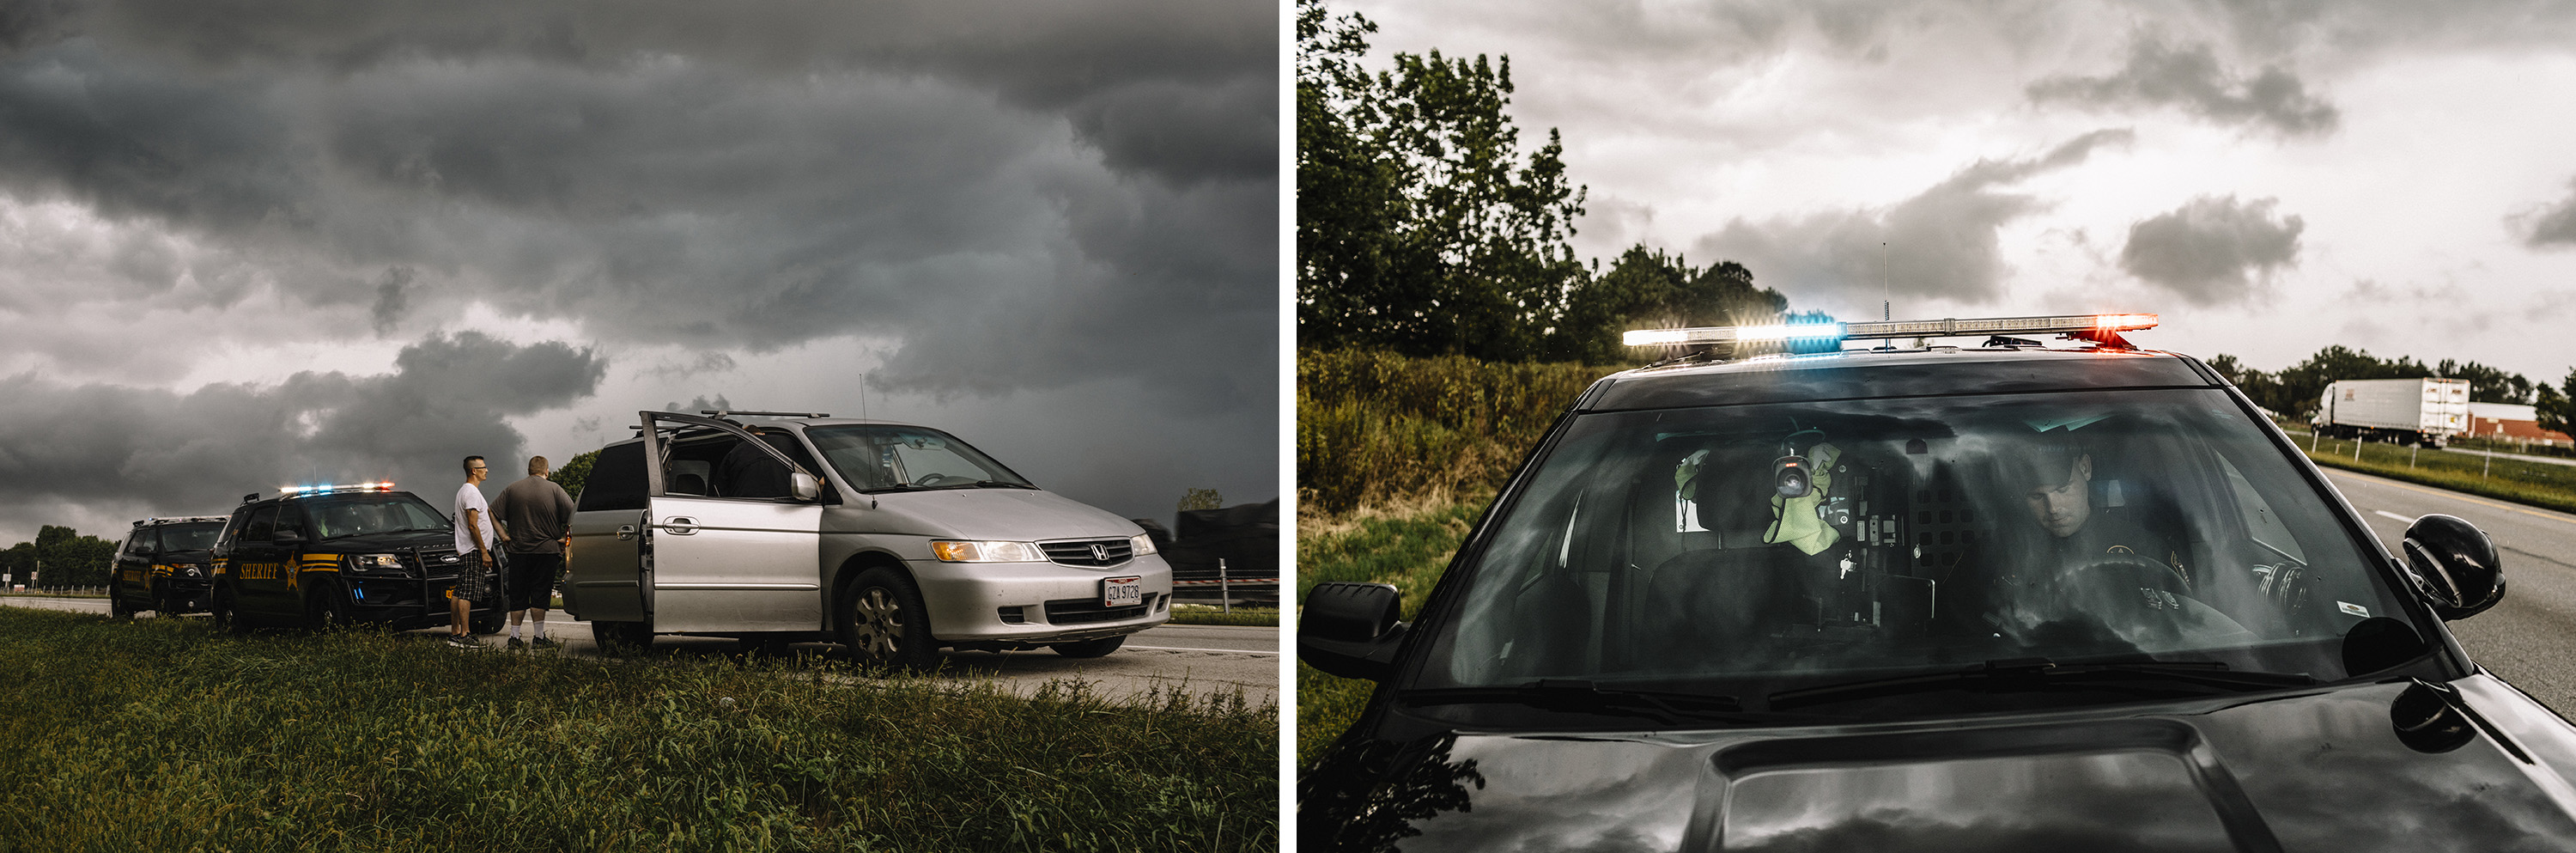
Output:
[864, 488, 1140, 541]
[156, 548, 216, 564]
[1302, 674, 2576, 851]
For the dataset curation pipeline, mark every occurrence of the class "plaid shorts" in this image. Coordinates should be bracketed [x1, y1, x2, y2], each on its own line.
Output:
[451, 552, 500, 604]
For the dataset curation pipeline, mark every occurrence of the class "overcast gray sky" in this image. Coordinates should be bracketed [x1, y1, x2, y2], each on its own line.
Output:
[1337, 0, 2576, 383]
[0, 0, 1276, 543]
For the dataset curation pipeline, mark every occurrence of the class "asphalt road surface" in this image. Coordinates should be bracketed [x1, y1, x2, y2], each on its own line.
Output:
[0, 597, 1278, 707]
[2324, 468, 2576, 716]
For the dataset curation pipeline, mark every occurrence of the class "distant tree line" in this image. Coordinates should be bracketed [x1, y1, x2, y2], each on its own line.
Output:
[1297, 0, 1788, 363]
[2208, 346, 2576, 431]
[0, 526, 121, 588]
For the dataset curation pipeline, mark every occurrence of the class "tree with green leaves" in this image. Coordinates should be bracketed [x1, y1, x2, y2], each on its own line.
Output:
[551, 448, 600, 502]
[2538, 370, 2576, 436]
[1179, 488, 1224, 512]
[1552, 245, 1786, 363]
[1297, 0, 1587, 361]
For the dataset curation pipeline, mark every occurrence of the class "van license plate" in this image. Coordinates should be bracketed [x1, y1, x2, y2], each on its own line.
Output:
[1102, 576, 1143, 608]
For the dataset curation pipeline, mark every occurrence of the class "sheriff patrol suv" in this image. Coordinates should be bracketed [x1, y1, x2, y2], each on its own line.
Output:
[562, 411, 1172, 667]
[210, 482, 501, 633]
[107, 515, 227, 617]
[1299, 314, 2576, 850]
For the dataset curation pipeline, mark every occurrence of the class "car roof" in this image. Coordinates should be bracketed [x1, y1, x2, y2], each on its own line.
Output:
[135, 515, 228, 526]
[1579, 345, 2221, 412]
[604, 417, 942, 448]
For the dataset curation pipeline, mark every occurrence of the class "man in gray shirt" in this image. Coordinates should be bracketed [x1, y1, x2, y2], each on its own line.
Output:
[493, 454, 577, 649]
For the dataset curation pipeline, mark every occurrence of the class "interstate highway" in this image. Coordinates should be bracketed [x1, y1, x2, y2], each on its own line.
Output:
[2327, 467, 2576, 716]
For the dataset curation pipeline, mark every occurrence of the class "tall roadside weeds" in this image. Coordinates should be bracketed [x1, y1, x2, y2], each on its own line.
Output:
[1296, 350, 1617, 767]
[1296, 349, 1619, 518]
[0, 607, 1276, 852]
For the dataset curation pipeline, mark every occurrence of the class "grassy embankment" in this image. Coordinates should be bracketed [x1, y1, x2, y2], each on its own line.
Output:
[1295, 350, 1619, 767]
[1167, 606, 1280, 627]
[2285, 428, 2576, 515]
[0, 607, 1274, 852]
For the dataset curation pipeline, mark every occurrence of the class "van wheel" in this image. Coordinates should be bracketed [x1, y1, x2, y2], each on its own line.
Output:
[592, 620, 653, 654]
[1049, 636, 1126, 658]
[109, 580, 133, 619]
[838, 568, 936, 671]
[211, 586, 246, 635]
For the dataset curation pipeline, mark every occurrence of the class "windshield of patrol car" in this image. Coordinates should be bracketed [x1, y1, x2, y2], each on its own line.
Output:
[155, 522, 222, 552]
[806, 425, 1034, 492]
[303, 493, 450, 540]
[1413, 388, 2421, 716]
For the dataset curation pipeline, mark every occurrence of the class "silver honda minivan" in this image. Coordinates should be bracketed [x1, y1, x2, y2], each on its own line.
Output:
[562, 411, 1172, 667]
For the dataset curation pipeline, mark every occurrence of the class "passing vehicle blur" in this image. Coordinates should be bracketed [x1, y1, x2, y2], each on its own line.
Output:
[562, 411, 1171, 667]
[1299, 314, 2576, 850]
[108, 515, 227, 617]
[210, 483, 501, 633]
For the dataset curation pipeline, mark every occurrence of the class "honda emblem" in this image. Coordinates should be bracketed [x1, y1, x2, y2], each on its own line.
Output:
[1089, 543, 1109, 562]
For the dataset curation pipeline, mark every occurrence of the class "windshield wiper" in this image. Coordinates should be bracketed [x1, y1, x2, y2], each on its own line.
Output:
[1769, 657, 2317, 710]
[1403, 679, 1793, 726]
[969, 480, 1036, 489]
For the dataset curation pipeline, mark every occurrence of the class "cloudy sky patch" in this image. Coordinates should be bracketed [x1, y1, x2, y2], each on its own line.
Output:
[1341, 0, 2576, 381]
[0, 0, 1274, 541]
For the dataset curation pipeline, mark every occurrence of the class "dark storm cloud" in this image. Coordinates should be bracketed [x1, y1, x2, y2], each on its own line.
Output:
[2518, 179, 2576, 249]
[0, 0, 1274, 401]
[0, 332, 601, 524]
[1692, 129, 2131, 303]
[2026, 37, 2338, 137]
[2118, 195, 2303, 303]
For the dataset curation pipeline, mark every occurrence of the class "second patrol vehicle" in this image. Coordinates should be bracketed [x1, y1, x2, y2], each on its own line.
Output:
[210, 482, 503, 633]
[107, 515, 227, 617]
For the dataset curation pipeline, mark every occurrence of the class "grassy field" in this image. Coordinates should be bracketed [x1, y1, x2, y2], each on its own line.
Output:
[1293, 501, 1486, 769]
[1166, 606, 1280, 627]
[0, 606, 1275, 852]
[2287, 430, 2576, 515]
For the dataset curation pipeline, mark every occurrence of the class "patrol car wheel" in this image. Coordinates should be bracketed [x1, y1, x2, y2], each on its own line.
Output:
[211, 585, 246, 635]
[838, 567, 935, 671]
[109, 581, 133, 619]
[1048, 636, 1125, 658]
[304, 581, 351, 631]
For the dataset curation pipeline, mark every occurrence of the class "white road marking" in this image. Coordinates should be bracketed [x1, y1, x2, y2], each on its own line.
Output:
[1125, 644, 1279, 656]
[2373, 510, 2416, 523]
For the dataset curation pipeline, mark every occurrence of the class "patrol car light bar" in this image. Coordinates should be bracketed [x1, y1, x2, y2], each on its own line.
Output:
[280, 481, 396, 496]
[1622, 314, 2159, 347]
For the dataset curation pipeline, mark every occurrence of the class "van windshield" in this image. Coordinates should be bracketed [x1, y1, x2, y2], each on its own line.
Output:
[805, 426, 1035, 492]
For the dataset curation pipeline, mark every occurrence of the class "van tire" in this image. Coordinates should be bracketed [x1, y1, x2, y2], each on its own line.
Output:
[592, 620, 653, 654]
[109, 580, 133, 619]
[838, 567, 936, 671]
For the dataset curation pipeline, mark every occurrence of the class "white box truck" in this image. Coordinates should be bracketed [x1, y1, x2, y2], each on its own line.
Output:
[2312, 377, 2470, 447]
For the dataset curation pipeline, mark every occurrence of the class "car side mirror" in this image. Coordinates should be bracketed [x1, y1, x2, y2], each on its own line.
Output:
[1298, 582, 1407, 682]
[2403, 514, 2503, 619]
[273, 530, 306, 545]
[791, 472, 820, 503]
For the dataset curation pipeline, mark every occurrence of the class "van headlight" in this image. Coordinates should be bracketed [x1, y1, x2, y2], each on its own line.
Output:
[353, 554, 403, 569]
[1130, 533, 1157, 556]
[930, 540, 1044, 563]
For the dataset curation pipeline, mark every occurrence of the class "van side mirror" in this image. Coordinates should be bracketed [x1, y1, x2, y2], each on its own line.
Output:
[2403, 514, 2503, 619]
[273, 529, 306, 545]
[1298, 582, 1407, 681]
[791, 472, 820, 503]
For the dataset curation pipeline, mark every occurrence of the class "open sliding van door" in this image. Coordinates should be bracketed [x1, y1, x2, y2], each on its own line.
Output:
[635, 411, 829, 633]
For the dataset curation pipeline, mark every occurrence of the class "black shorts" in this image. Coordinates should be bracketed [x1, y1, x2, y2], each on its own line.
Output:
[506, 551, 564, 610]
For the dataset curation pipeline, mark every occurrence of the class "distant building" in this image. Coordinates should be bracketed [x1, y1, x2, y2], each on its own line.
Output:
[2465, 402, 2572, 445]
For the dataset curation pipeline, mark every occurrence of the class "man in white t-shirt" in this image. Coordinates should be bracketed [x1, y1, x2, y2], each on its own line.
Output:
[449, 455, 500, 648]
